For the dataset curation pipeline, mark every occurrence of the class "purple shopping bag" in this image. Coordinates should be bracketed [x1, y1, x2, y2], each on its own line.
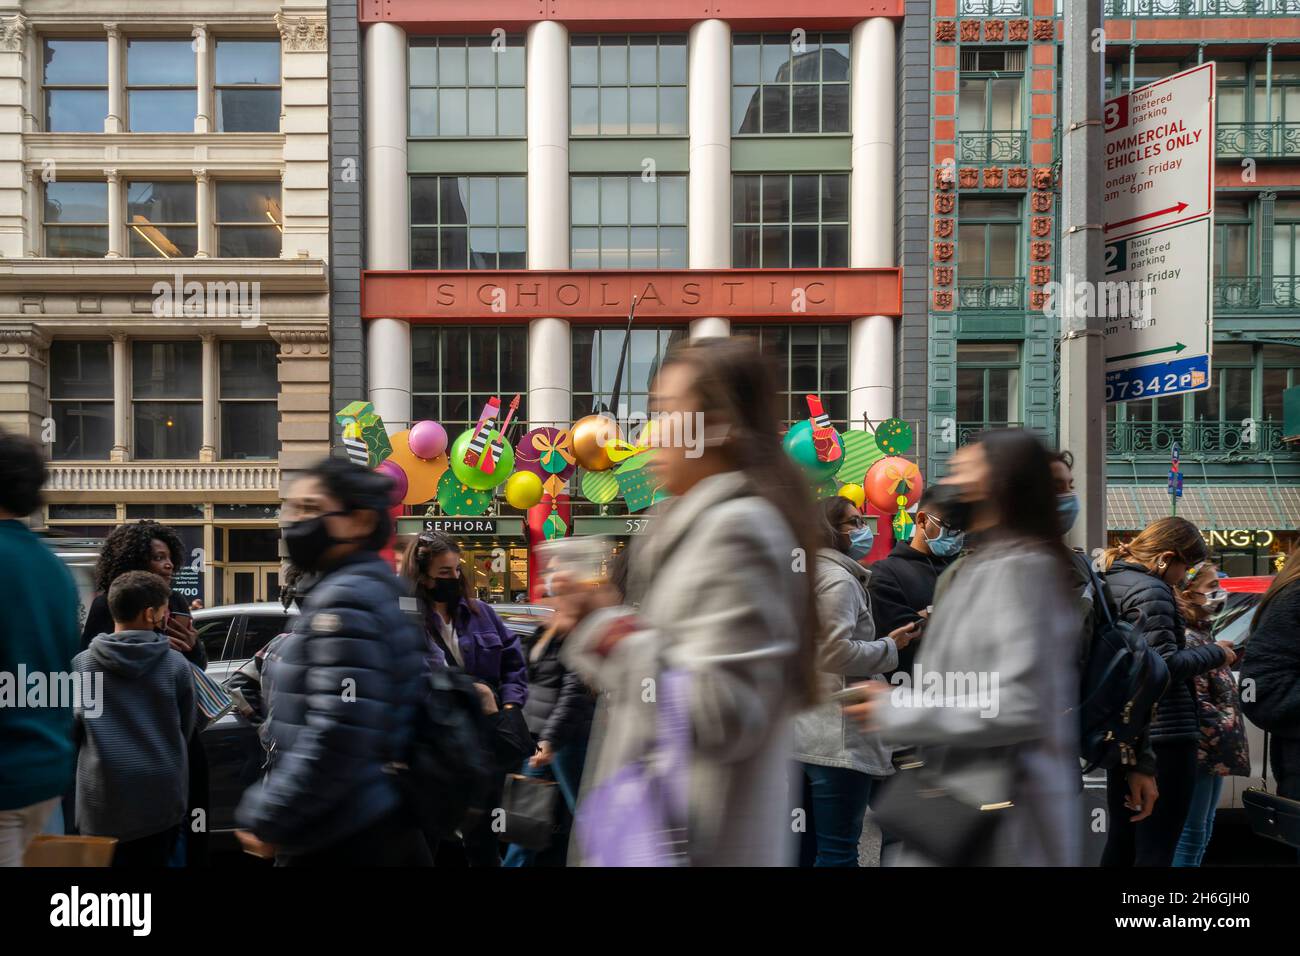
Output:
[574, 669, 691, 866]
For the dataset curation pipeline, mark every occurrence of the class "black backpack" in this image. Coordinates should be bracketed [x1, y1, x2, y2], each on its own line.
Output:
[1073, 554, 1170, 774]
[396, 665, 497, 840]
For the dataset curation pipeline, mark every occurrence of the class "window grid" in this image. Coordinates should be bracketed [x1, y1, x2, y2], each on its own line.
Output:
[570, 326, 690, 421]
[731, 173, 850, 268]
[409, 36, 526, 138]
[49, 340, 114, 461]
[126, 180, 198, 258]
[215, 181, 282, 258]
[571, 175, 688, 269]
[214, 39, 282, 133]
[410, 175, 527, 269]
[411, 327, 528, 434]
[131, 340, 203, 461]
[570, 35, 688, 136]
[956, 343, 1021, 425]
[731, 325, 850, 429]
[126, 37, 197, 133]
[43, 181, 109, 258]
[219, 341, 278, 461]
[731, 33, 850, 136]
[42, 38, 108, 133]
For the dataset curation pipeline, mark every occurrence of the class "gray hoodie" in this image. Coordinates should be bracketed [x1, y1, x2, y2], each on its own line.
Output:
[72, 630, 196, 841]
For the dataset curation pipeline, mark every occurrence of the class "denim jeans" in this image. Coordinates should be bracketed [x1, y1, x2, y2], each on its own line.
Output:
[502, 738, 588, 867]
[1172, 771, 1224, 867]
[796, 763, 875, 868]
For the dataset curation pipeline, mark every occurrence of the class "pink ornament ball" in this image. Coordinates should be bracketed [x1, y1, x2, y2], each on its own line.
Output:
[407, 420, 448, 461]
[376, 459, 409, 505]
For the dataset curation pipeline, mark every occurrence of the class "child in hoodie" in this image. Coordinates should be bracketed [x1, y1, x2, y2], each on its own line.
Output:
[72, 571, 196, 867]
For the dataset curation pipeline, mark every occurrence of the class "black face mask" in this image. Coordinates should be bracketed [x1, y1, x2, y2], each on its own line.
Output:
[925, 483, 973, 538]
[281, 513, 344, 572]
[427, 576, 462, 605]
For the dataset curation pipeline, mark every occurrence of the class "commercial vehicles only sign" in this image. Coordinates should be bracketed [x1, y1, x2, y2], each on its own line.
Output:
[1101, 63, 1215, 404]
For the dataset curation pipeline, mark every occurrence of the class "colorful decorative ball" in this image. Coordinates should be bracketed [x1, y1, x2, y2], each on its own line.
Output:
[516, 426, 576, 480]
[386, 429, 447, 505]
[837, 483, 865, 509]
[571, 414, 622, 472]
[579, 467, 620, 504]
[504, 471, 544, 510]
[893, 508, 915, 541]
[407, 420, 448, 461]
[782, 419, 845, 482]
[876, 418, 914, 456]
[435, 469, 492, 516]
[864, 456, 924, 513]
[448, 428, 515, 490]
[375, 459, 408, 506]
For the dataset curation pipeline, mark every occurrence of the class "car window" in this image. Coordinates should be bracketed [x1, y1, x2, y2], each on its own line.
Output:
[197, 617, 235, 662]
[241, 613, 291, 658]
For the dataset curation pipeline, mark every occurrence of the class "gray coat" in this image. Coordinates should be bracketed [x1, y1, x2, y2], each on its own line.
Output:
[793, 549, 898, 775]
[564, 470, 803, 867]
[874, 542, 1081, 867]
[73, 630, 195, 841]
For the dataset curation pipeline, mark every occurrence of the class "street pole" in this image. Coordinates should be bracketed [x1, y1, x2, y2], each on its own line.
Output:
[1060, 0, 1106, 554]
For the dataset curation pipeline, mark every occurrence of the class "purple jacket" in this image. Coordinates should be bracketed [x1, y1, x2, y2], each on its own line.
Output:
[425, 600, 528, 708]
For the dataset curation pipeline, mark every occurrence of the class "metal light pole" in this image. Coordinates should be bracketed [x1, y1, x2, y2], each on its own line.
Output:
[1059, 0, 1106, 553]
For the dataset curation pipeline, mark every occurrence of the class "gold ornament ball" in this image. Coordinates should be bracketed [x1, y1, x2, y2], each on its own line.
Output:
[837, 483, 865, 509]
[570, 414, 622, 472]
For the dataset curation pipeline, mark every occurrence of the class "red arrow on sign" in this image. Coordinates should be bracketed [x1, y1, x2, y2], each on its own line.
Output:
[1104, 201, 1189, 233]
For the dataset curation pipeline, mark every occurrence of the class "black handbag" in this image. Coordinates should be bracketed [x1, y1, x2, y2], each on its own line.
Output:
[498, 773, 560, 850]
[871, 763, 1013, 866]
[487, 704, 534, 774]
[1242, 732, 1300, 849]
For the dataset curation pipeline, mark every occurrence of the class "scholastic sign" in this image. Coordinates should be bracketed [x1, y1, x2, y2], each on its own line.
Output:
[361, 268, 902, 322]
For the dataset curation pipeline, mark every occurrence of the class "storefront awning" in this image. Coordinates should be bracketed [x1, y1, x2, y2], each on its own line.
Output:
[1106, 484, 1300, 532]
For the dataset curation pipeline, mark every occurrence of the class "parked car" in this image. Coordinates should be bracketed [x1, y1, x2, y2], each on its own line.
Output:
[196, 600, 551, 837]
[40, 535, 100, 634]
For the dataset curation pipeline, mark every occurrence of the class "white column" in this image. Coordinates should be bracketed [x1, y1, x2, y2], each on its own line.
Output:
[364, 22, 411, 431]
[526, 21, 571, 429]
[688, 19, 731, 341]
[848, 18, 897, 424]
[24, 167, 38, 256]
[200, 332, 216, 461]
[105, 24, 123, 133]
[193, 168, 210, 257]
[110, 333, 128, 461]
[105, 168, 122, 258]
[193, 24, 211, 134]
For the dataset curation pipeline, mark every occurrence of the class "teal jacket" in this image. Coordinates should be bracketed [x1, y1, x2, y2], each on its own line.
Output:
[0, 520, 81, 810]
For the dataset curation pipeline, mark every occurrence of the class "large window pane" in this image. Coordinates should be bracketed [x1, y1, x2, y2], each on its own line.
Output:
[735, 33, 850, 135]
[134, 403, 202, 460]
[220, 402, 277, 459]
[51, 402, 113, 460]
[571, 35, 688, 136]
[127, 181, 198, 258]
[133, 341, 201, 399]
[216, 182, 281, 258]
[219, 341, 277, 398]
[215, 39, 281, 132]
[127, 39, 195, 133]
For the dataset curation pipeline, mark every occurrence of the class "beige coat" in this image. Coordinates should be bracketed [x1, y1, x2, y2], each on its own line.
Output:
[563, 470, 805, 866]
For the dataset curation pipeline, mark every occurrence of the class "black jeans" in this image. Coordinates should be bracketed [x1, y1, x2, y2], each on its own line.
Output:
[113, 825, 181, 868]
[277, 810, 433, 867]
[1102, 739, 1198, 867]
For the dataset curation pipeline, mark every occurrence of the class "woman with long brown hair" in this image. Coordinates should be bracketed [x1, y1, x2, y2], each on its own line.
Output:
[1241, 548, 1300, 810]
[1172, 563, 1248, 866]
[553, 336, 821, 865]
[1100, 517, 1235, 867]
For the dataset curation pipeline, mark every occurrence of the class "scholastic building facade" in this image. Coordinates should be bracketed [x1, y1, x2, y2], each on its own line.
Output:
[332, 1, 930, 597]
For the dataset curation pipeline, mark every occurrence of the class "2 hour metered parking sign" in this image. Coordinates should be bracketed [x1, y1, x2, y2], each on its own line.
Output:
[1101, 62, 1215, 404]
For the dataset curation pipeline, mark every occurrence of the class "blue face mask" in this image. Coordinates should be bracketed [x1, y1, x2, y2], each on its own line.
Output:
[1057, 493, 1080, 534]
[847, 525, 875, 560]
[923, 517, 964, 558]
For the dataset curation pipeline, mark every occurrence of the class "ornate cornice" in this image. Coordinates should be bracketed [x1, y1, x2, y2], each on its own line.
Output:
[275, 13, 327, 53]
[0, 325, 51, 355]
[270, 327, 331, 355]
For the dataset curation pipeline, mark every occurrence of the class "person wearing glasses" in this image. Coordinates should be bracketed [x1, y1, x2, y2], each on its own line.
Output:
[1099, 517, 1236, 867]
[867, 483, 966, 681]
[792, 496, 921, 866]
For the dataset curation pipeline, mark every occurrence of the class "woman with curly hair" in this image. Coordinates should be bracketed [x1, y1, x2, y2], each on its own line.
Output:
[78, 519, 209, 866]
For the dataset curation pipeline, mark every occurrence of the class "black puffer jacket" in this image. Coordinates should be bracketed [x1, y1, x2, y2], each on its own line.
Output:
[234, 551, 428, 854]
[1104, 560, 1227, 743]
[520, 625, 595, 747]
[1240, 579, 1300, 741]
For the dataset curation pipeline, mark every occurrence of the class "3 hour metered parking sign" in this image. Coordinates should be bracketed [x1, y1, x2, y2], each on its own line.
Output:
[1101, 62, 1215, 404]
